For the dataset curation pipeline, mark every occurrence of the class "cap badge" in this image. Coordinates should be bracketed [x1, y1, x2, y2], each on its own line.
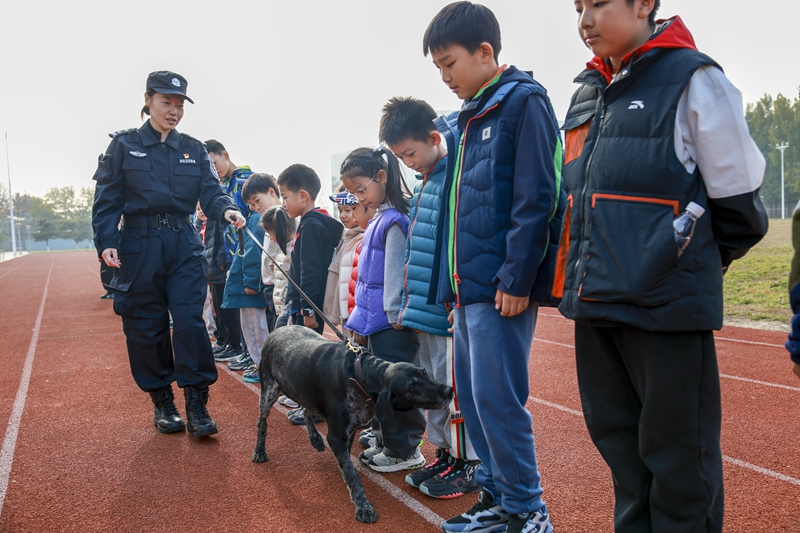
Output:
[171, 78, 181, 87]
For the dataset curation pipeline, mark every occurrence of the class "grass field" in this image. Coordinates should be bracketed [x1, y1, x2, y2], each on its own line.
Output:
[724, 218, 793, 324]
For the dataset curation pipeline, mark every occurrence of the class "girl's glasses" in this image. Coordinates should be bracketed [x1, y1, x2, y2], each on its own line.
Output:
[354, 174, 378, 197]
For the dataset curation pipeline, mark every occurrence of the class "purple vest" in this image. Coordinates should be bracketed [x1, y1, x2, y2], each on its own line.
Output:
[346, 208, 409, 336]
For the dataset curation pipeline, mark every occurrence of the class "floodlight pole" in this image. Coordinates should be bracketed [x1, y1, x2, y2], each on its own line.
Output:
[5, 133, 16, 257]
[777, 142, 789, 219]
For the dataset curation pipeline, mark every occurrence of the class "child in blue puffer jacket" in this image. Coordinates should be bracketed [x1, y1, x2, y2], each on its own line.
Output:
[381, 96, 481, 500]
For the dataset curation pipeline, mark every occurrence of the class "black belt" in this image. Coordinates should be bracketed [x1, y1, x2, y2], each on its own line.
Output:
[121, 214, 191, 230]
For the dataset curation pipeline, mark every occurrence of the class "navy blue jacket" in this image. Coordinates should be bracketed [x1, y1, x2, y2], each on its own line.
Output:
[92, 121, 235, 252]
[429, 66, 564, 307]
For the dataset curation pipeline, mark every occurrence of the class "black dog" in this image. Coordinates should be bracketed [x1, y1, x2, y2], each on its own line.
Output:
[252, 326, 453, 523]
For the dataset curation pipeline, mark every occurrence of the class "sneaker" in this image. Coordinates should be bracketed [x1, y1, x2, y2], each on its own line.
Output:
[358, 427, 377, 448]
[278, 395, 299, 408]
[228, 354, 254, 371]
[441, 490, 508, 533]
[359, 445, 384, 465]
[420, 457, 481, 499]
[242, 365, 259, 383]
[287, 407, 303, 417]
[212, 343, 228, 354]
[368, 447, 425, 473]
[502, 506, 552, 533]
[214, 346, 243, 362]
[288, 408, 322, 425]
[406, 448, 452, 488]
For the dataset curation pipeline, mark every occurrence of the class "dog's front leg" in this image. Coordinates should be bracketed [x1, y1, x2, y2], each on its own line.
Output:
[327, 430, 377, 523]
[306, 412, 326, 452]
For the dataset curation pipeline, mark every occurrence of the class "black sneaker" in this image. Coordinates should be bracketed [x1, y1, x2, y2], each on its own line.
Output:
[214, 346, 243, 362]
[502, 506, 553, 533]
[420, 456, 481, 499]
[212, 343, 229, 355]
[441, 490, 508, 533]
[406, 448, 452, 488]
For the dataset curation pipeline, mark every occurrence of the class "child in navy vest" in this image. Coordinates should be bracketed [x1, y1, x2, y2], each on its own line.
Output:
[340, 146, 425, 474]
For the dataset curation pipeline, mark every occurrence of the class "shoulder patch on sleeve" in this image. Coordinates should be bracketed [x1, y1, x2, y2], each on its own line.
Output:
[108, 127, 138, 139]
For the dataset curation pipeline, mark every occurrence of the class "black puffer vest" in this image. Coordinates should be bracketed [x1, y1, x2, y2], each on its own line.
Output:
[556, 47, 723, 331]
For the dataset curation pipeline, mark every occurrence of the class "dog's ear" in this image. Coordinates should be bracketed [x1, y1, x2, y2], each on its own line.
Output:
[375, 388, 399, 434]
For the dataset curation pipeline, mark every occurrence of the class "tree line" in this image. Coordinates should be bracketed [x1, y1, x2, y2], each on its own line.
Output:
[746, 89, 800, 217]
[0, 185, 93, 250]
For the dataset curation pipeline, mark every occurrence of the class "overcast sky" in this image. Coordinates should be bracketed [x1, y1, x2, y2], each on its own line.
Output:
[1, 0, 796, 206]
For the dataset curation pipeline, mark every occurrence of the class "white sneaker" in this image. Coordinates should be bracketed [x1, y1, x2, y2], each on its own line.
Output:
[278, 395, 299, 408]
[368, 447, 425, 473]
[359, 445, 384, 465]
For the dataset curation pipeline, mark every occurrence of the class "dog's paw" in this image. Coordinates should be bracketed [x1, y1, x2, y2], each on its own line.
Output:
[308, 433, 326, 452]
[252, 449, 269, 463]
[355, 503, 377, 523]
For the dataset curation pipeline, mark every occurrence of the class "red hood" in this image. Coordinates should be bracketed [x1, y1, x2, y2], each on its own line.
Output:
[586, 16, 698, 83]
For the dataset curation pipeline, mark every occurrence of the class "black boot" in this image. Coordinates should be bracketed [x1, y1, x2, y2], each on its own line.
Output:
[148, 385, 185, 434]
[184, 386, 218, 437]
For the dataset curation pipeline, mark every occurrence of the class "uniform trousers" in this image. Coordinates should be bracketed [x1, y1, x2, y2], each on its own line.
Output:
[574, 322, 723, 533]
[113, 225, 217, 392]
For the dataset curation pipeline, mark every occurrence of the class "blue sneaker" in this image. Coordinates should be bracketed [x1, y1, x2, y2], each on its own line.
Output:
[442, 490, 508, 533]
[242, 365, 259, 383]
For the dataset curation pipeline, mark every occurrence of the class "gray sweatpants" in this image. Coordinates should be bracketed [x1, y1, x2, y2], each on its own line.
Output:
[240, 307, 268, 366]
[416, 332, 477, 460]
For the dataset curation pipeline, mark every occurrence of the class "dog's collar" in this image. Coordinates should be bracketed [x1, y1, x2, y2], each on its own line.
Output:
[349, 347, 374, 405]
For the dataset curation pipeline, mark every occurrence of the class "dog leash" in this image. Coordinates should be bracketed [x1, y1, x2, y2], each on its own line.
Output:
[240, 225, 374, 404]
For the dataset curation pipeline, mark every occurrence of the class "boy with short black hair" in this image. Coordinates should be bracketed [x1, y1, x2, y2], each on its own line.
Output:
[204, 139, 252, 363]
[380, 96, 481, 500]
[277, 164, 343, 425]
[423, 2, 564, 532]
[276, 164, 343, 336]
[557, 1, 768, 531]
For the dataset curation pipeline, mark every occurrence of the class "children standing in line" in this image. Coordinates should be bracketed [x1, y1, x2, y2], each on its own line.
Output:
[340, 146, 425, 473]
[277, 164, 343, 424]
[220, 174, 271, 383]
[380, 96, 481, 500]
[323, 190, 365, 333]
[558, 1, 768, 531]
[423, 3, 564, 532]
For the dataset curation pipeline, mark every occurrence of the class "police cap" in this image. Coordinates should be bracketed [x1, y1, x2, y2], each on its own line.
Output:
[146, 71, 194, 104]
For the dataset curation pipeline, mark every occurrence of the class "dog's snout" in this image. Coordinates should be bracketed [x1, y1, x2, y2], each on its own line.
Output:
[442, 385, 454, 399]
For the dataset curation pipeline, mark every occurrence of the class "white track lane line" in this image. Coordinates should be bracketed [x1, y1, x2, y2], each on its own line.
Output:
[218, 364, 445, 528]
[526, 394, 800, 488]
[0, 256, 53, 520]
[533, 339, 798, 392]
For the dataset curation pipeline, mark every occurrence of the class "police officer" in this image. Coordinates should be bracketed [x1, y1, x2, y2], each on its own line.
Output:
[92, 71, 246, 437]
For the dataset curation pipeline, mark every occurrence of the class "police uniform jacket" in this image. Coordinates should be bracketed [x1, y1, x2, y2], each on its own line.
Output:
[92, 121, 236, 252]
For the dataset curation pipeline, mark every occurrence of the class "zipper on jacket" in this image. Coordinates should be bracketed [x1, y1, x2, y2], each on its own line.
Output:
[398, 177, 428, 325]
[452, 103, 499, 309]
[569, 102, 607, 315]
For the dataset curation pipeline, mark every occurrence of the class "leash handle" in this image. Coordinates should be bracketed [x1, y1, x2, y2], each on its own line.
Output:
[241, 225, 351, 344]
[236, 229, 246, 257]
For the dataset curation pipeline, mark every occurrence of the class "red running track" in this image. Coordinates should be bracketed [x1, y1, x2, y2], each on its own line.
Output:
[0, 252, 797, 532]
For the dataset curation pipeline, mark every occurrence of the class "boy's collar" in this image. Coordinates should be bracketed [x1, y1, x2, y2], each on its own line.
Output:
[468, 64, 508, 102]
